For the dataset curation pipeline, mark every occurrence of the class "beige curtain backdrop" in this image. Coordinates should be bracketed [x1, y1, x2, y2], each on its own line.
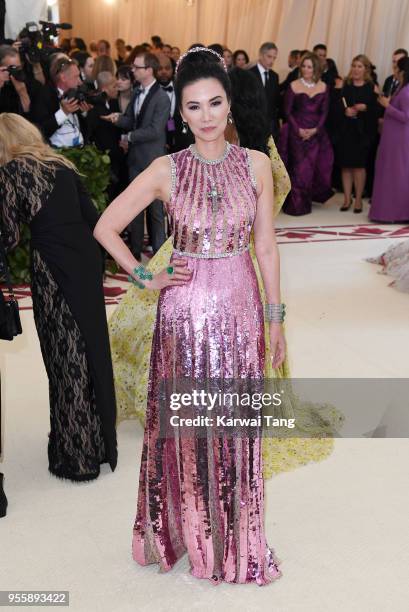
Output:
[59, 0, 409, 82]
[4, 0, 47, 39]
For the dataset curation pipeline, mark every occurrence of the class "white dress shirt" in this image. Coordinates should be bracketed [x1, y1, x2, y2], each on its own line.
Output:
[50, 87, 84, 148]
[257, 63, 269, 86]
[133, 78, 157, 117]
[162, 81, 176, 118]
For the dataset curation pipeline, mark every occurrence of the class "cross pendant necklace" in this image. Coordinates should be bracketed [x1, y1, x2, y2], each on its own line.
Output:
[207, 180, 223, 213]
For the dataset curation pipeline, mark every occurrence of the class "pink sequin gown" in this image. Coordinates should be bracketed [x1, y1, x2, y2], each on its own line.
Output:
[132, 143, 282, 585]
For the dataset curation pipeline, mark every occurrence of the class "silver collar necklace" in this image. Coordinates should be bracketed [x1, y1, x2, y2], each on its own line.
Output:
[189, 142, 231, 165]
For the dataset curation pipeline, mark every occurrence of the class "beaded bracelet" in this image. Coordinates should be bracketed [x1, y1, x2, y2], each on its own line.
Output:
[128, 264, 153, 289]
[264, 303, 286, 323]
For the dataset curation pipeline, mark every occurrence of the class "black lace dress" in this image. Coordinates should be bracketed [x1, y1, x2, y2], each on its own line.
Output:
[0, 157, 117, 481]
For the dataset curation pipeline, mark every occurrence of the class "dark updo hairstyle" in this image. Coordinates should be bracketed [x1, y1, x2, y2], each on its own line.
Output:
[174, 48, 231, 110]
[397, 56, 409, 88]
[228, 67, 270, 154]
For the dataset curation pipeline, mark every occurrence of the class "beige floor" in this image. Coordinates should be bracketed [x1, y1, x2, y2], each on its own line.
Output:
[1, 195, 409, 612]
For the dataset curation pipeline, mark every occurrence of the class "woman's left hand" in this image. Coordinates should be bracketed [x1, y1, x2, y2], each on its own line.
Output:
[269, 323, 286, 369]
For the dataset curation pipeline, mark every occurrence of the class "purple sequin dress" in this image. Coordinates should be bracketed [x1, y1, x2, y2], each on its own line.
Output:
[279, 87, 334, 215]
[132, 143, 282, 585]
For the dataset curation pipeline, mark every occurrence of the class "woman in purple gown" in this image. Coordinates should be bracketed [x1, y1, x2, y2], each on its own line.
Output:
[370, 57, 409, 223]
[94, 49, 286, 585]
[279, 52, 333, 215]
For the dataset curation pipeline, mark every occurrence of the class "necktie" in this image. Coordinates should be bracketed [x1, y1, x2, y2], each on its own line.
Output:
[264, 71, 269, 87]
[162, 85, 173, 92]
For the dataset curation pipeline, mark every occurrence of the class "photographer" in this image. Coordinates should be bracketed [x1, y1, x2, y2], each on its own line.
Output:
[14, 30, 47, 86]
[0, 44, 40, 118]
[32, 56, 92, 147]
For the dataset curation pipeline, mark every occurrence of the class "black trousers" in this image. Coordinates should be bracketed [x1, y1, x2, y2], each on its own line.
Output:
[128, 159, 166, 259]
[129, 200, 166, 259]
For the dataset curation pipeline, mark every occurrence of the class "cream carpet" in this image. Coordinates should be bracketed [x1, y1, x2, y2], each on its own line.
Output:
[1, 194, 409, 612]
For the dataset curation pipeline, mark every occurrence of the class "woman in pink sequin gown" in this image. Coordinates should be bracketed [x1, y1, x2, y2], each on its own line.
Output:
[95, 49, 286, 585]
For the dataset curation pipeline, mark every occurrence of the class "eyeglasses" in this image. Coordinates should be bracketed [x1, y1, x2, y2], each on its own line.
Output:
[132, 65, 148, 70]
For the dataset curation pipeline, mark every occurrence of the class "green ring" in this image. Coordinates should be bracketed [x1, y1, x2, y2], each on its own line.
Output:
[166, 266, 174, 275]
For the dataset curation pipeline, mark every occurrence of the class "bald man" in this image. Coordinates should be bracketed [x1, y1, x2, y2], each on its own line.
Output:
[157, 53, 193, 153]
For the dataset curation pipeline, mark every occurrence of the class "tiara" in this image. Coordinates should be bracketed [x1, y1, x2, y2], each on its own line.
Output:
[175, 46, 228, 76]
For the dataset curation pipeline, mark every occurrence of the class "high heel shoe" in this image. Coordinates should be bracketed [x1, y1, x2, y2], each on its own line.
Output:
[340, 200, 352, 211]
[0, 473, 7, 518]
[353, 206, 363, 213]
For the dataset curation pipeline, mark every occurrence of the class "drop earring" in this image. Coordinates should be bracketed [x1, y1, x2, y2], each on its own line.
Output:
[182, 121, 188, 134]
[228, 111, 233, 125]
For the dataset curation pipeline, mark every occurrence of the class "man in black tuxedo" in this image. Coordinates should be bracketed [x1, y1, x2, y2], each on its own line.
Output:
[313, 44, 338, 88]
[32, 55, 91, 147]
[383, 48, 408, 97]
[104, 52, 170, 260]
[280, 49, 301, 94]
[157, 53, 193, 153]
[250, 42, 280, 140]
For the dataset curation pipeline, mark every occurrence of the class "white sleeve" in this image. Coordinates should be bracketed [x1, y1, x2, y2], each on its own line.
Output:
[55, 108, 68, 126]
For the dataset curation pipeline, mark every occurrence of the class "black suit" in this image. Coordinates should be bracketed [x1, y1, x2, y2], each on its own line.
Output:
[160, 82, 194, 153]
[321, 58, 339, 89]
[32, 83, 87, 144]
[250, 65, 280, 140]
[377, 75, 400, 123]
[280, 66, 299, 93]
[87, 98, 126, 199]
[383, 75, 400, 97]
[116, 82, 170, 258]
[0, 76, 41, 121]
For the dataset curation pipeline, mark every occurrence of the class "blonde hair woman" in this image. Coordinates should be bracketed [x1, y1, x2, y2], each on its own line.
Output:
[0, 114, 117, 481]
[333, 54, 378, 212]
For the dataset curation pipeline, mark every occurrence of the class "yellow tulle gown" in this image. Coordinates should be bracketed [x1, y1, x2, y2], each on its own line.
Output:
[109, 138, 343, 478]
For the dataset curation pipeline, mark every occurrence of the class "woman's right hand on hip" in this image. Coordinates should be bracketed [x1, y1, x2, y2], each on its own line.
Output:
[148, 259, 192, 290]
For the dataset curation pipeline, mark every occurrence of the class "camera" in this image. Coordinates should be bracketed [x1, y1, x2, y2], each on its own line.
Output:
[18, 20, 72, 64]
[64, 85, 108, 106]
[6, 65, 26, 82]
[19, 22, 45, 64]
